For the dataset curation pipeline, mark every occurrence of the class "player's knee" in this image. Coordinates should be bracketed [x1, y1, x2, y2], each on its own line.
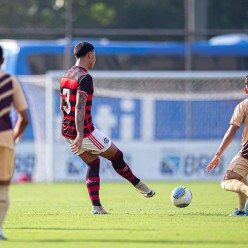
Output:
[87, 157, 100, 167]
[110, 149, 125, 168]
[221, 179, 242, 192]
[220, 180, 226, 190]
[223, 170, 243, 181]
[221, 179, 235, 191]
[0, 179, 11, 186]
[110, 149, 123, 162]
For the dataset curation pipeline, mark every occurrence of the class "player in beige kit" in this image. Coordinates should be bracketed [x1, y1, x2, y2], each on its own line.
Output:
[0, 46, 29, 239]
[206, 75, 248, 216]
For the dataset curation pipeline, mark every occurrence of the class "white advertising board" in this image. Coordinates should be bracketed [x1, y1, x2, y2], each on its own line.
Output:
[14, 140, 241, 182]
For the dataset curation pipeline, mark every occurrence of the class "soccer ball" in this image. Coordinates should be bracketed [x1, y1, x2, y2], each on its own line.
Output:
[171, 186, 192, 208]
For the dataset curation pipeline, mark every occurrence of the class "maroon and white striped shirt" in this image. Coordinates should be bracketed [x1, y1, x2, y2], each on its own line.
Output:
[0, 71, 28, 149]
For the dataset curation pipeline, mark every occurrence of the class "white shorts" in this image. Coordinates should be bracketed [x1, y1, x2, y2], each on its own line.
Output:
[64, 128, 112, 155]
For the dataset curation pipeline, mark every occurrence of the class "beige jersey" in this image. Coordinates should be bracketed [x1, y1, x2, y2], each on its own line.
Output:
[0, 71, 28, 149]
[230, 99, 248, 159]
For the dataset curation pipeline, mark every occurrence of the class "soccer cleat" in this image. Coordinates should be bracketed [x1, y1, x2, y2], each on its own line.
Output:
[134, 181, 155, 198]
[0, 231, 7, 241]
[244, 200, 248, 214]
[228, 209, 248, 216]
[92, 205, 111, 214]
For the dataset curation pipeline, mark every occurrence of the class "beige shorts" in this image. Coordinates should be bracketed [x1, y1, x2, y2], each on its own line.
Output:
[64, 128, 112, 155]
[227, 153, 248, 178]
[0, 147, 15, 181]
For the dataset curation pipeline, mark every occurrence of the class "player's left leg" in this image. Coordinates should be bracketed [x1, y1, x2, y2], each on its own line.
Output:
[242, 177, 248, 214]
[100, 143, 140, 185]
[221, 157, 248, 216]
[0, 184, 9, 240]
[221, 153, 248, 196]
[78, 152, 110, 214]
[100, 142, 155, 198]
[0, 147, 14, 240]
[226, 177, 248, 216]
[237, 178, 247, 212]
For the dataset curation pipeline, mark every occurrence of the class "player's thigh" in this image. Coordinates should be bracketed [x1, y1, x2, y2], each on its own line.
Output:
[224, 153, 248, 180]
[79, 151, 99, 164]
[0, 147, 14, 184]
[224, 170, 243, 180]
[100, 142, 119, 160]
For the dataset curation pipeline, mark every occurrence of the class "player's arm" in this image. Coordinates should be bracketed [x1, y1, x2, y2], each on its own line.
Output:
[60, 96, 63, 113]
[206, 124, 239, 172]
[14, 109, 29, 142]
[12, 77, 29, 143]
[69, 92, 87, 154]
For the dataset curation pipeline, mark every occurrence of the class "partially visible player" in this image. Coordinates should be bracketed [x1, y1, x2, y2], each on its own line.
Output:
[206, 75, 248, 216]
[60, 42, 155, 214]
[0, 46, 29, 239]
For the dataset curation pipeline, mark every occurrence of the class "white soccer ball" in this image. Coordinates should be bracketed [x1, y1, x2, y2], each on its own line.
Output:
[171, 186, 192, 208]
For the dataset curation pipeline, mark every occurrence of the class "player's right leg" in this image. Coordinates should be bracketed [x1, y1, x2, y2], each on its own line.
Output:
[221, 170, 248, 195]
[0, 182, 9, 240]
[221, 153, 248, 196]
[221, 172, 248, 216]
[236, 178, 248, 215]
[226, 176, 248, 216]
[78, 152, 110, 214]
[100, 142, 155, 198]
[220, 154, 248, 216]
[0, 147, 14, 240]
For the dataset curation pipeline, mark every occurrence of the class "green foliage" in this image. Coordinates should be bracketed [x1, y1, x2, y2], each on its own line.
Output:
[3, 182, 248, 248]
[72, 0, 184, 29]
[0, 0, 248, 38]
[0, 0, 65, 28]
[0, 0, 244, 29]
[89, 2, 116, 27]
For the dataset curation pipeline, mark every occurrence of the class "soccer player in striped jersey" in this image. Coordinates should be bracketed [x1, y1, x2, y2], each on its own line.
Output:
[60, 42, 155, 214]
[0, 46, 29, 239]
[206, 75, 248, 216]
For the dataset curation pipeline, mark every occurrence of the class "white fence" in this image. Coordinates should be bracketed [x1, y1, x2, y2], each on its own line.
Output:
[15, 71, 246, 182]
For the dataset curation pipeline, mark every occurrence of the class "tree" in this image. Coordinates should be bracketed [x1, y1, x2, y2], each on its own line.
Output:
[0, 0, 248, 39]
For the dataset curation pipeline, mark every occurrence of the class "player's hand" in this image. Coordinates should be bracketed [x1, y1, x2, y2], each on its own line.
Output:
[70, 135, 83, 154]
[206, 154, 221, 172]
[14, 137, 20, 144]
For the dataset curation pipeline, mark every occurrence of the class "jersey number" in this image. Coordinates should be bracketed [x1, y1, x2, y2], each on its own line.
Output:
[63, 88, 71, 114]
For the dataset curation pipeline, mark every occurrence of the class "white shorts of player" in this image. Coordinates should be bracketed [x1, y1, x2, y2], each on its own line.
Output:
[64, 128, 112, 155]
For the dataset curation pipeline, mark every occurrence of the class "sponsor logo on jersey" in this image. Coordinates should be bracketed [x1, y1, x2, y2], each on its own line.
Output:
[86, 179, 93, 184]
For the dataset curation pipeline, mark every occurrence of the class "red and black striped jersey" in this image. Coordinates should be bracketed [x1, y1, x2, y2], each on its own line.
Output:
[60, 66, 95, 139]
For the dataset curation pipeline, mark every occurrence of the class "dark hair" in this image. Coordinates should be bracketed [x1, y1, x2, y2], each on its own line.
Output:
[0, 45, 3, 59]
[74, 42, 94, 59]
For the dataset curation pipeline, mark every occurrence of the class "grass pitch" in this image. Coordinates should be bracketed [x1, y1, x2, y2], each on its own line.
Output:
[2, 182, 247, 248]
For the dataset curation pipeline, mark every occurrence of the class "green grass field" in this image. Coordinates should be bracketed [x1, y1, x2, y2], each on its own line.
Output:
[1, 182, 247, 248]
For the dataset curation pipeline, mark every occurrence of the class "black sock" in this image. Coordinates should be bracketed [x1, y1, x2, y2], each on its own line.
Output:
[110, 149, 140, 185]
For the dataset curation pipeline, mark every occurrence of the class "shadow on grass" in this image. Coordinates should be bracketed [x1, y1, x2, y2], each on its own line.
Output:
[167, 213, 229, 217]
[6, 227, 157, 232]
[7, 239, 248, 245]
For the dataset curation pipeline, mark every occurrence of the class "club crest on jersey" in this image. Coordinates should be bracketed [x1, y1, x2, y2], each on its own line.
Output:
[103, 137, 109, 144]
